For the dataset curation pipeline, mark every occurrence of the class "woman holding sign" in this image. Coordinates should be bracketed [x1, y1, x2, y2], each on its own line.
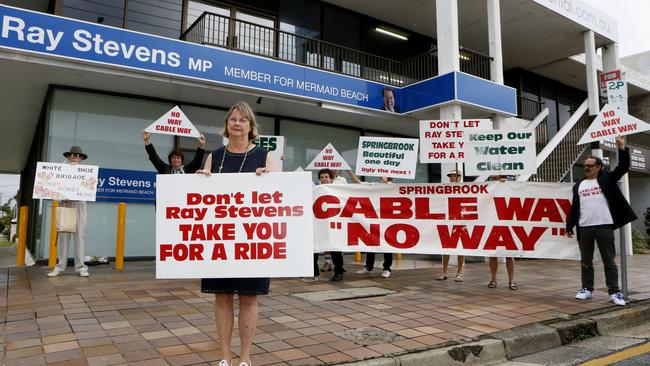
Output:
[195, 102, 275, 366]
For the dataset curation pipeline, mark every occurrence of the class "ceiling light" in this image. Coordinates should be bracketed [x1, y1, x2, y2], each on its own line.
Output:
[375, 27, 408, 41]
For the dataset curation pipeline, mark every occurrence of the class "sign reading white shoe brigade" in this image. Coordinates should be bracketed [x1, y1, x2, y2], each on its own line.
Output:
[33, 162, 99, 201]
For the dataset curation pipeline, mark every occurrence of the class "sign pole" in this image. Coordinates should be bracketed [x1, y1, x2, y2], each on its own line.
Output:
[617, 148, 629, 298]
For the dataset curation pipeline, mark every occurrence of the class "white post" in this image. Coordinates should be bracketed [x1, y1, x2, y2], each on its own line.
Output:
[436, 0, 460, 74]
[584, 31, 600, 116]
[487, 0, 506, 128]
[437, 0, 462, 188]
[602, 43, 633, 258]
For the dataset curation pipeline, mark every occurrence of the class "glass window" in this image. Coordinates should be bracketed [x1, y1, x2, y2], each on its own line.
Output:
[541, 96, 558, 138]
[39, 90, 175, 259]
[185, 1, 230, 47]
[126, 0, 183, 38]
[235, 10, 275, 56]
[61, 0, 125, 27]
[280, 120, 360, 184]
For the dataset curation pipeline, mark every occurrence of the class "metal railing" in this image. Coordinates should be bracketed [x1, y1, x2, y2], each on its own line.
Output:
[518, 96, 544, 120]
[526, 100, 591, 182]
[181, 12, 492, 85]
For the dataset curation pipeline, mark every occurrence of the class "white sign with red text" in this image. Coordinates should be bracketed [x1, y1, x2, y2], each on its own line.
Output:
[33, 162, 99, 201]
[578, 104, 650, 145]
[356, 137, 419, 179]
[419, 119, 493, 163]
[145, 106, 201, 138]
[313, 182, 580, 259]
[306, 143, 351, 170]
[156, 172, 313, 279]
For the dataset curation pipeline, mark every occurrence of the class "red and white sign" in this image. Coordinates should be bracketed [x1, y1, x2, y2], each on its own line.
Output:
[156, 172, 313, 279]
[600, 70, 622, 94]
[306, 143, 351, 170]
[145, 106, 200, 138]
[578, 104, 650, 145]
[355, 137, 419, 179]
[313, 182, 580, 259]
[419, 119, 493, 163]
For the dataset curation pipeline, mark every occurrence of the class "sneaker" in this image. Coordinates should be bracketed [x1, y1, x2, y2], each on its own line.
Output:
[47, 269, 64, 277]
[330, 273, 343, 282]
[218, 360, 230, 366]
[300, 276, 318, 282]
[575, 288, 593, 300]
[356, 268, 371, 275]
[610, 292, 626, 306]
[238, 362, 252, 366]
[79, 270, 90, 277]
[381, 270, 391, 278]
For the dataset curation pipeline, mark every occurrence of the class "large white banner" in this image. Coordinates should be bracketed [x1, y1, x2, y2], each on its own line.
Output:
[33, 162, 99, 201]
[156, 172, 313, 279]
[355, 137, 419, 179]
[463, 129, 537, 176]
[313, 182, 580, 260]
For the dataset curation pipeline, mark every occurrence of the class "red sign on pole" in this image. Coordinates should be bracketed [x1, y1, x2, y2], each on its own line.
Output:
[600, 70, 621, 92]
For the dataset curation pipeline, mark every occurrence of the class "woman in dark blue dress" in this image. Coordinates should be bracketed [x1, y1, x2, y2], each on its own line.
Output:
[195, 101, 275, 366]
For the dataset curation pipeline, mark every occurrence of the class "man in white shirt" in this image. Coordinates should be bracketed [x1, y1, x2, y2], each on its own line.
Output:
[566, 136, 637, 306]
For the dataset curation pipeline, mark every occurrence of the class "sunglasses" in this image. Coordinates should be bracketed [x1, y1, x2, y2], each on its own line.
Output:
[584, 164, 597, 169]
[69, 153, 81, 158]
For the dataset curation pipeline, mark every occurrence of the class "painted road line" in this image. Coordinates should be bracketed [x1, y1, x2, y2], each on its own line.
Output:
[579, 341, 650, 366]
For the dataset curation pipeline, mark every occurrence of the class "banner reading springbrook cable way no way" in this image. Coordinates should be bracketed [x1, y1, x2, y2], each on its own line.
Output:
[313, 182, 580, 260]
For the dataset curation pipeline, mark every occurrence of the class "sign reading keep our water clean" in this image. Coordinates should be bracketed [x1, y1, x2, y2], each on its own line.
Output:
[463, 129, 537, 176]
[33, 162, 99, 201]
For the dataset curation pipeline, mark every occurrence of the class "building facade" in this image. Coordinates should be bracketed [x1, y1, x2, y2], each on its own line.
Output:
[1, 0, 649, 259]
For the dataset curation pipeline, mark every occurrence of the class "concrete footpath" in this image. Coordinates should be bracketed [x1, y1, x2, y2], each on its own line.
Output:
[1, 254, 650, 366]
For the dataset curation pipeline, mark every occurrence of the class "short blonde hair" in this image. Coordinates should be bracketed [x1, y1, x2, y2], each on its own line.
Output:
[222, 101, 258, 141]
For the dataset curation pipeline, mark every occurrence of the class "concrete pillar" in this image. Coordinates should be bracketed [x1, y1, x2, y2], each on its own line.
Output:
[487, 0, 506, 128]
[584, 31, 600, 116]
[436, 0, 460, 74]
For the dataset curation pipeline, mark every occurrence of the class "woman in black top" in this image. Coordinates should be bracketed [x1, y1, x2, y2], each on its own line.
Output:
[195, 101, 275, 366]
[142, 130, 205, 174]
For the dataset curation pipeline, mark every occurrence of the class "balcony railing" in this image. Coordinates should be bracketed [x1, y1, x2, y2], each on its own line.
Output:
[181, 12, 492, 86]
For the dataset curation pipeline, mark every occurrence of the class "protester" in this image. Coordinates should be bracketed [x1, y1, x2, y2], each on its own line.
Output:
[566, 136, 635, 306]
[302, 168, 334, 282]
[438, 169, 465, 282]
[142, 129, 205, 174]
[195, 101, 275, 366]
[353, 175, 394, 278]
[328, 169, 347, 281]
[47, 146, 90, 278]
[487, 175, 517, 290]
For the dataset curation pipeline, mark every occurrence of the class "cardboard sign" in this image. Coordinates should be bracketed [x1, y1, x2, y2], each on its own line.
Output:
[313, 182, 580, 260]
[253, 136, 284, 171]
[306, 143, 351, 170]
[419, 119, 493, 163]
[33, 162, 99, 201]
[355, 137, 419, 179]
[145, 106, 200, 138]
[463, 129, 537, 176]
[156, 172, 313, 279]
[607, 80, 628, 113]
[578, 104, 650, 145]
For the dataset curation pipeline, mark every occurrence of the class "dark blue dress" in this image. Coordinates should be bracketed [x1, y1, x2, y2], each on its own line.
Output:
[201, 145, 271, 295]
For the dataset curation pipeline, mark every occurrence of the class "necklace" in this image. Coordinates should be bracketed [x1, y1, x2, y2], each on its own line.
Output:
[219, 143, 251, 173]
